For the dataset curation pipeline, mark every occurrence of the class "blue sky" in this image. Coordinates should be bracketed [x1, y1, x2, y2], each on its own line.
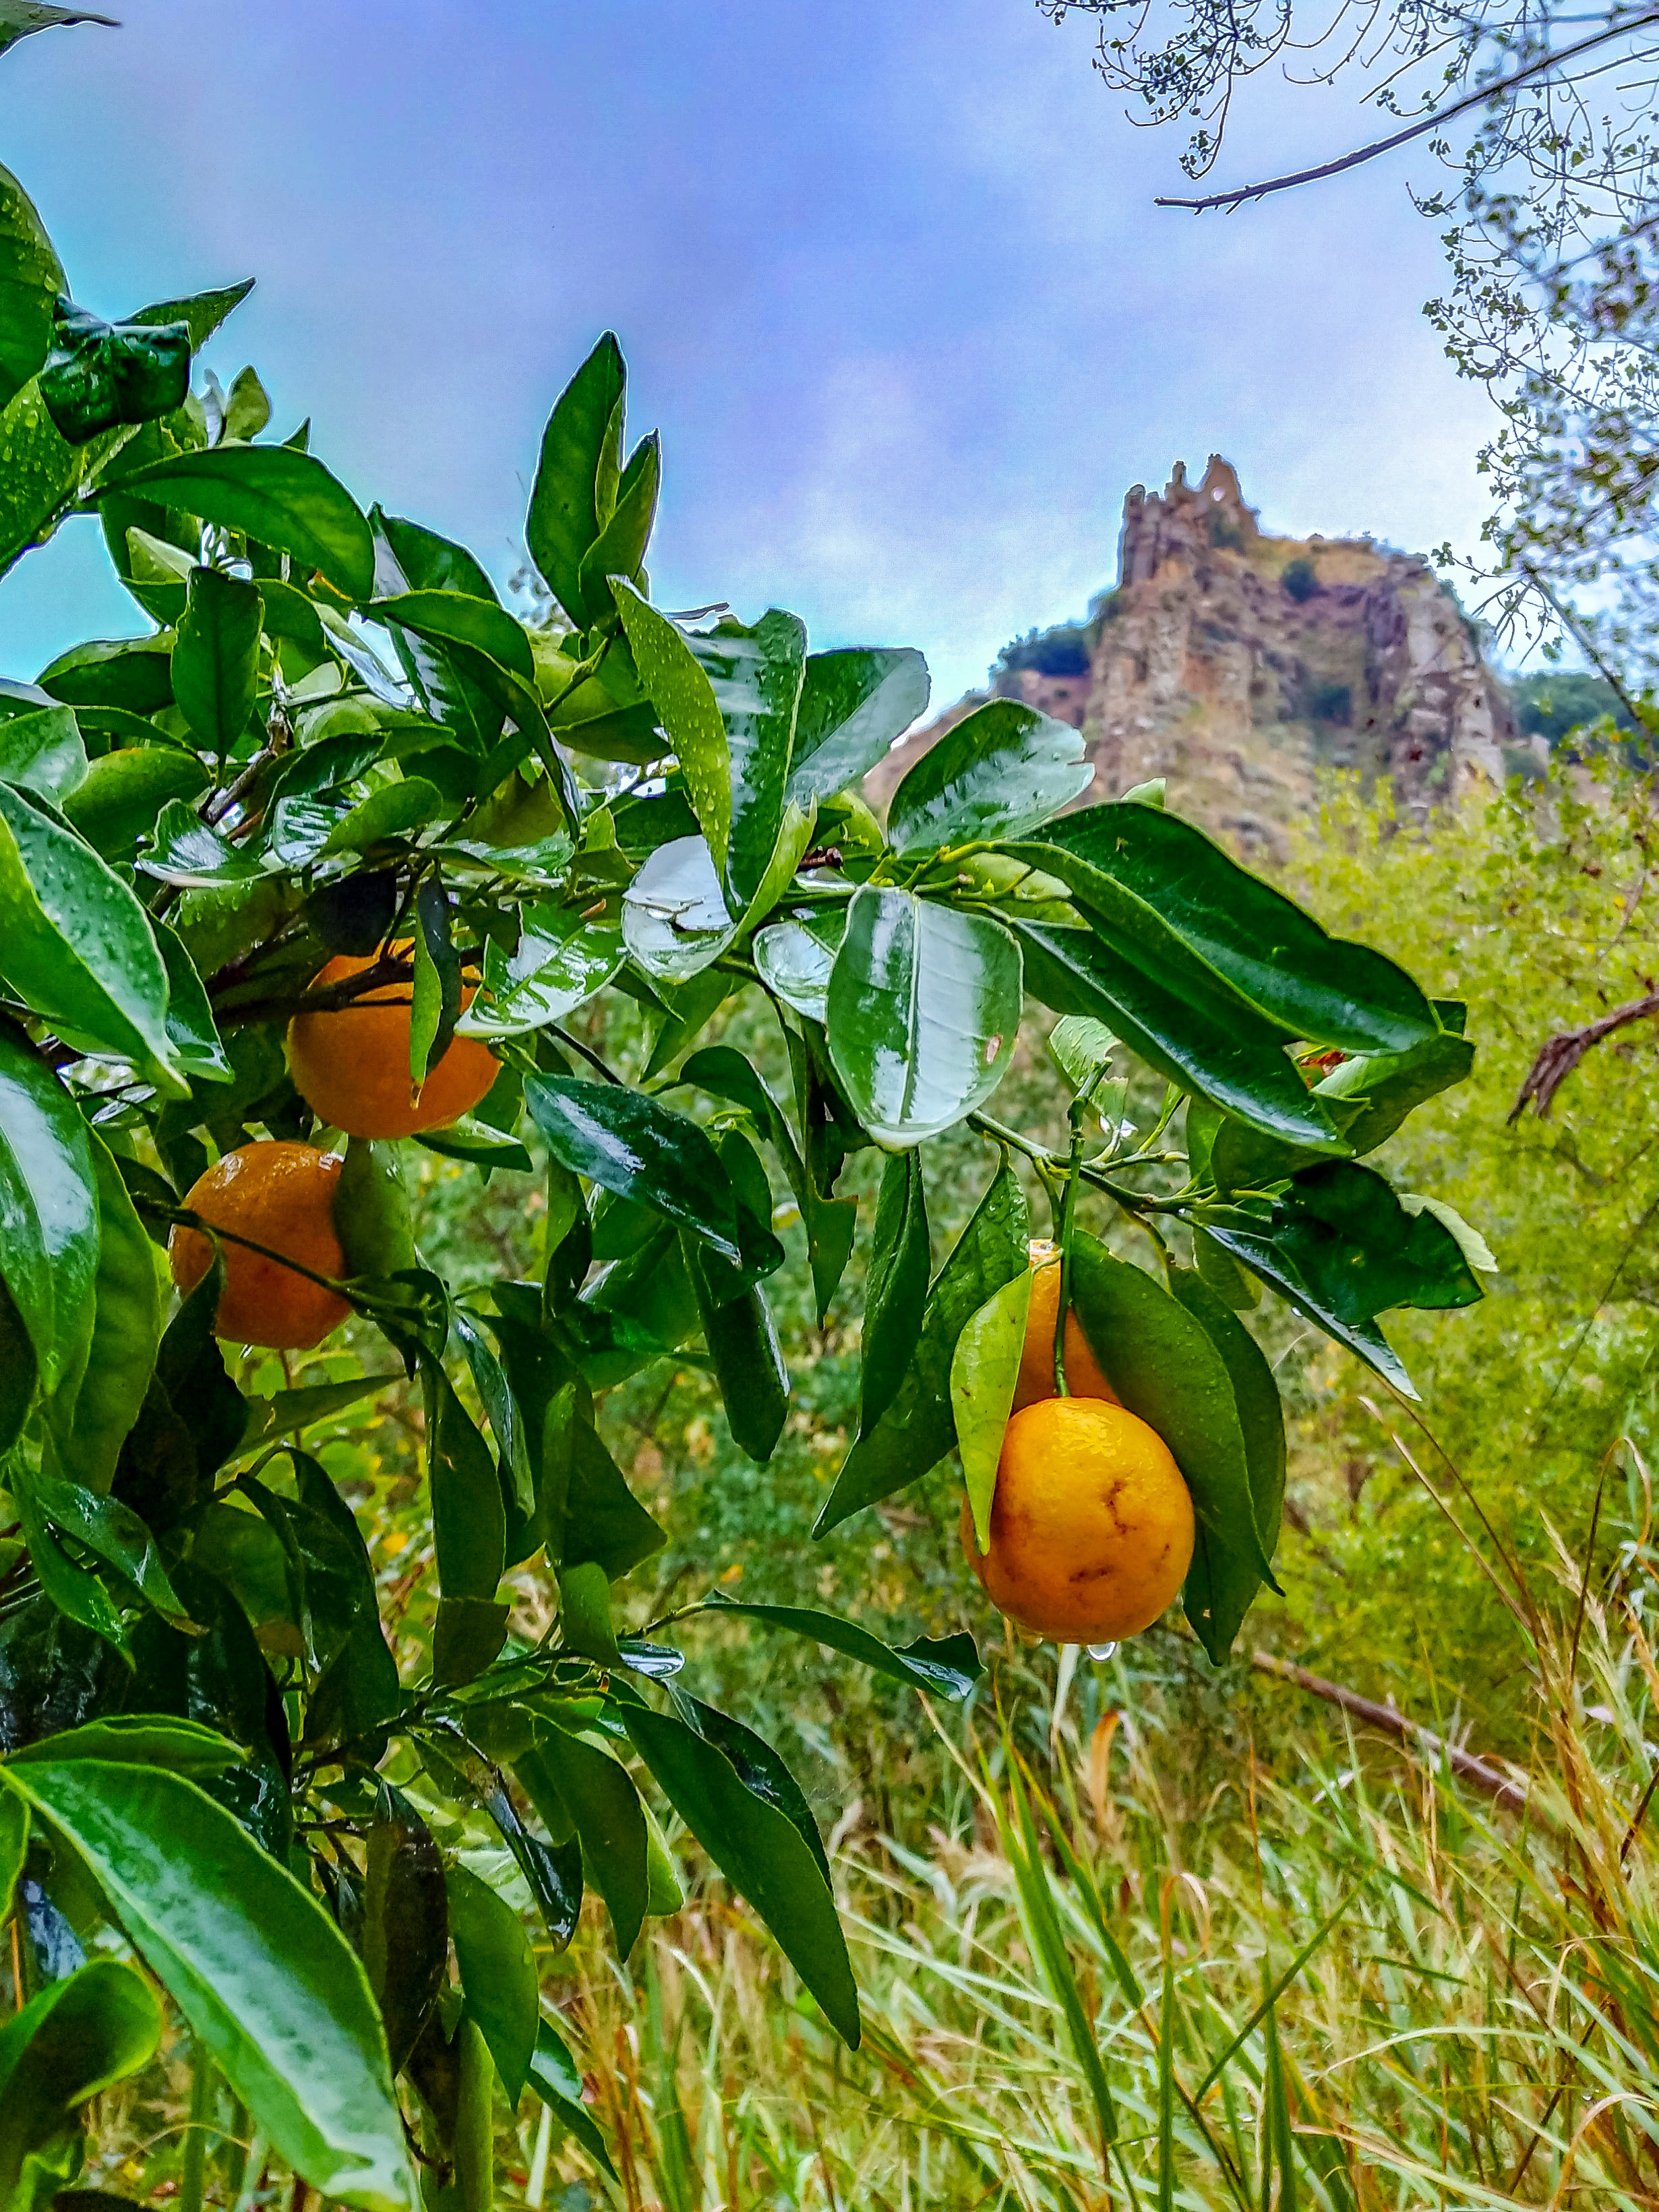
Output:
[0, 0, 1495, 710]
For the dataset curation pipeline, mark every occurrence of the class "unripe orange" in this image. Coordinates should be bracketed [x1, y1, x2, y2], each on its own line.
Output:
[169, 1141, 351, 1350]
[286, 943, 499, 1140]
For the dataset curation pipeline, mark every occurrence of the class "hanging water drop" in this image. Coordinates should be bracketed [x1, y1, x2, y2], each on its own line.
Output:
[1087, 1642, 1118, 1663]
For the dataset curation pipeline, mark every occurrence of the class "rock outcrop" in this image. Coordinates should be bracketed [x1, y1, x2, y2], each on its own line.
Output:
[869, 457, 1521, 856]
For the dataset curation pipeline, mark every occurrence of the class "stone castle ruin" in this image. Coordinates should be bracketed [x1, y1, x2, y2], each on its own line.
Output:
[868, 456, 1519, 855]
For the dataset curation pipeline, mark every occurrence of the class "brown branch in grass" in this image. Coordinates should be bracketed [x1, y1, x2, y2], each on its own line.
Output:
[1248, 1648, 1531, 1812]
[1508, 990, 1659, 1122]
[1155, 10, 1659, 212]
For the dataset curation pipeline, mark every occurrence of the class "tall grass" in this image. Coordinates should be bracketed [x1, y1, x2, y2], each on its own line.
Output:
[520, 1453, 1659, 2211]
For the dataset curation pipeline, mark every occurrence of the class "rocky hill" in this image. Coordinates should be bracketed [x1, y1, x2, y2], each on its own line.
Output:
[869, 458, 1527, 858]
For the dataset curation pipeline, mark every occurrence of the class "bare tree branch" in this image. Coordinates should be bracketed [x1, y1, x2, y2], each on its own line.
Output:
[1509, 988, 1659, 1120]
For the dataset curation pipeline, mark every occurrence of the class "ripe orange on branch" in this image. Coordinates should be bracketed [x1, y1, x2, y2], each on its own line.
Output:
[169, 1141, 351, 1350]
[286, 942, 499, 1139]
[962, 1396, 1194, 1644]
[1013, 1239, 1119, 1410]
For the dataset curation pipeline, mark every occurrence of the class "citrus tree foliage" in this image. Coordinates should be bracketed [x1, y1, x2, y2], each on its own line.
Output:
[0, 155, 1487, 2207]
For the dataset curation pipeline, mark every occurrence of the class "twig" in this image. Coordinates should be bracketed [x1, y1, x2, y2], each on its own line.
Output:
[1516, 564, 1650, 734]
[1508, 990, 1659, 1120]
[1248, 1648, 1531, 1812]
[1155, 11, 1659, 212]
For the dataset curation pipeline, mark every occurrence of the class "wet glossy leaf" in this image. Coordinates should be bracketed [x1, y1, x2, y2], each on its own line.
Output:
[526, 332, 625, 625]
[524, 1719, 648, 1956]
[102, 444, 375, 601]
[0, 782, 189, 1092]
[786, 646, 930, 806]
[0, 1026, 99, 1395]
[0, 162, 63, 411]
[1168, 1266, 1286, 1657]
[701, 1596, 983, 1700]
[137, 798, 268, 888]
[40, 299, 189, 444]
[1195, 1161, 1484, 1400]
[887, 699, 1091, 855]
[173, 566, 262, 757]
[581, 429, 659, 618]
[816, 1154, 1028, 1533]
[59, 746, 208, 863]
[237, 1374, 388, 1456]
[559, 1421, 665, 1580]
[1037, 804, 1439, 1053]
[622, 833, 735, 980]
[445, 1864, 536, 2107]
[0, 1959, 161, 2211]
[611, 582, 731, 871]
[460, 902, 622, 1040]
[622, 1702, 859, 2045]
[7, 1761, 413, 2210]
[1046, 1013, 1117, 1094]
[38, 636, 173, 715]
[686, 611, 806, 909]
[0, 1279, 36, 1457]
[524, 1074, 748, 1263]
[684, 1238, 789, 1463]
[9, 1715, 241, 1771]
[0, 705, 85, 802]
[951, 1267, 1031, 1551]
[1067, 1234, 1275, 1661]
[422, 1358, 506, 1602]
[1013, 919, 1346, 1154]
[527, 2018, 616, 2180]
[827, 888, 1021, 1146]
[42, 1129, 160, 1495]
[752, 911, 841, 1024]
[859, 1149, 929, 1436]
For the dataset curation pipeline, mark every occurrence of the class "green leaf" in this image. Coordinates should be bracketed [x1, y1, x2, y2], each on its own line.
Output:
[684, 1240, 789, 1463]
[42, 1130, 160, 1495]
[736, 797, 816, 933]
[100, 444, 375, 601]
[950, 1268, 1031, 1551]
[432, 1595, 511, 1687]
[524, 1074, 748, 1264]
[445, 1864, 537, 2107]
[363, 1785, 448, 2076]
[886, 699, 1091, 856]
[370, 512, 504, 751]
[173, 566, 262, 757]
[136, 798, 268, 888]
[611, 582, 731, 872]
[1066, 1234, 1276, 1662]
[0, 164, 63, 412]
[1167, 1266, 1286, 1658]
[827, 887, 1021, 1146]
[1038, 805, 1440, 1054]
[526, 333, 626, 626]
[671, 1687, 829, 1884]
[0, 1959, 160, 2212]
[560, 1421, 665, 1580]
[752, 913, 842, 1025]
[0, 783, 189, 1092]
[459, 903, 622, 1040]
[621, 1702, 860, 2046]
[815, 1154, 1028, 1534]
[224, 363, 271, 440]
[0, 705, 85, 802]
[581, 429, 659, 618]
[318, 775, 449, 855]
[859, 1149, 930, 1435]
[0, 1025, 99, 1395]
[527, 2018, 617, 2180]
[700, 1597, 983, 1699]
[414, 1118, 533, 1174]
[237, 1375, 388, 1456]
[1013, 918, 1346, 1154]
[371, 591, 533, 686]
[422, 1358, 506, 1602]
[9, 1716, 241, 1770]
[6, 1761, 413, 2210]
[38, 636, 173, 714]
[524, 1718, 648, 1956]
[622, 833, 735, 980]
[59, 746, 209, 862]
[1195, 1161, 1484, 1400]
[39, 299, 189, 445]
[0, 377, 83, 578]
[686, 612, 807, 910]
[124, 278, 255, 351]
[410, 877, 462, 1084]
[1046, 1013, 1117, 1094]
[152, 918, 233, 1083]
[786, 646, 930, 806]
[0, 1278, 36, 1458]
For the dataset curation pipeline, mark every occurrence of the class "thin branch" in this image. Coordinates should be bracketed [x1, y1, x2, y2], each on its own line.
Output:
[1517, 562, 1651, 729]
[1508, 988, 1659, 1120]
[1155, 9, 1659, 212]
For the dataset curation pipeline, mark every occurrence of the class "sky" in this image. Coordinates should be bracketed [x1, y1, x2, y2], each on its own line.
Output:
[0, 0, 1498, 712]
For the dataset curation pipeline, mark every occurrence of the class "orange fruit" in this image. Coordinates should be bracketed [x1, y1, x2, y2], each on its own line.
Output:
[1013, 1240, 1119, 1411]
[169, 1141, 351, 1350]
[286, 942, 499, 1139]
[962, 1397, 1194, 1643]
